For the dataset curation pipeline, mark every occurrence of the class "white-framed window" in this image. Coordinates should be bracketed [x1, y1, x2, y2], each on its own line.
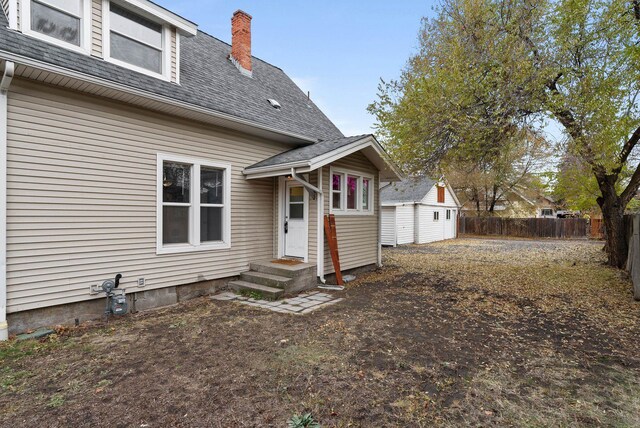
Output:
[157, 154, 231, 254]
[329, 167, 374, 215]
[20, 0, 92, 53]
[446, 209, 451, 220]
[434, 211, 440, 221]
[103, 0, 171, 80]
[541, 208, 554, 216]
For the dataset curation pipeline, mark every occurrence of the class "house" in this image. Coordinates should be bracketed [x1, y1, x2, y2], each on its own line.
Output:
[0, 2, 402, 338]
[458, 187, 559, 218]
[380, 177, 461, 246]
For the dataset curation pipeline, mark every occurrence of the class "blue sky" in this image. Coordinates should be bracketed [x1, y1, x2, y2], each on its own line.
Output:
[153, 0, 438, 136]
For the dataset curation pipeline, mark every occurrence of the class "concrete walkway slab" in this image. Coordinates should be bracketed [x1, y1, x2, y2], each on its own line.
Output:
[210, 289, 343, 315]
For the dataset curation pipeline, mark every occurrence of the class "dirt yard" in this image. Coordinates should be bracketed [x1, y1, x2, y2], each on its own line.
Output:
[1, 238, 639, 427]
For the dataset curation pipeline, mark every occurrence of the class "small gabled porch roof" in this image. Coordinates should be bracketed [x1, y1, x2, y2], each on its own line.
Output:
[243, 134, 403, 181]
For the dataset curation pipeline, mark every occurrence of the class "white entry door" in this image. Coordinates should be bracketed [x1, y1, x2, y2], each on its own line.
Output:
[284, 182, 307, 258]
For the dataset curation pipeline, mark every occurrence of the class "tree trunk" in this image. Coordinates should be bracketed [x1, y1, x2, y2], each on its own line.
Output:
[598, 191, 627, 268]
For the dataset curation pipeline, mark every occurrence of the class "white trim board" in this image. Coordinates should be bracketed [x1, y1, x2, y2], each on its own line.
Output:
[0, 61, 13, 341]
[278, 177, 309, 262]
[117, 0, 197, 35]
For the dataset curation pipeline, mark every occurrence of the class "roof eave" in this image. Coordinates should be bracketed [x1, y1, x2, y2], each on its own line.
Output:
[244, 135, 404, 180]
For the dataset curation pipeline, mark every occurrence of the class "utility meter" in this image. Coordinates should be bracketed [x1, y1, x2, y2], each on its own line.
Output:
[99, 273, 128, 317]
[110, 293, 128, 316]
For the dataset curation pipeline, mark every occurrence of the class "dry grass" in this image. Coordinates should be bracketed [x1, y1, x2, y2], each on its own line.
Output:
[0, 238, 638, 427]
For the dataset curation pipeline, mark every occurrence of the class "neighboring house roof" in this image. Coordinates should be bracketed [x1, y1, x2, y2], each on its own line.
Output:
[0, 11, 343, 142]
[244, 134, 403, 181]
[380, 176, 438, 204]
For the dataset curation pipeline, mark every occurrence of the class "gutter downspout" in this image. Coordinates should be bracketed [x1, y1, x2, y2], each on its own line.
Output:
[290, 168, 326, 283]
[317, 168, 325, 283]
[0, 61, 15, 341]
[377, 171, 382, 267]
[290, 168, 321, 195]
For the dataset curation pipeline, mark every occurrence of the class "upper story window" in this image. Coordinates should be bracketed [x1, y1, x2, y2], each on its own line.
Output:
[108, 3, 164, 76]
[437, 185, 445, 203]
[21, 0, 91, 52]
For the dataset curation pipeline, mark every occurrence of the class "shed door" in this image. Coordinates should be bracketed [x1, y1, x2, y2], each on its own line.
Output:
[444, 209, 457, 239]
[381, 206, 396, 246]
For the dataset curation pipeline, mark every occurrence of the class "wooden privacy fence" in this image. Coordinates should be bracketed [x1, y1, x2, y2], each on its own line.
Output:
[459, 217, 596, 239]
[590, 218, 604, 239]
[624, 214, 640, 300]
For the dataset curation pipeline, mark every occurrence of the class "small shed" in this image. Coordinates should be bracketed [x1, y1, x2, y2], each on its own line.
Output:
[380, 177, 461, 246]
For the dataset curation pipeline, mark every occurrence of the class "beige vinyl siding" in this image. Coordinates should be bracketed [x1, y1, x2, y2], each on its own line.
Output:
[5, 79, 290, 313]
[322, 152, 379, 274]
[170, 28, 177, 83]
[91, 0, 102, 57]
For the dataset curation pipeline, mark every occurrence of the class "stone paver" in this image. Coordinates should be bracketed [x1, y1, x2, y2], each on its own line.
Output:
[210, 289, 343, 314]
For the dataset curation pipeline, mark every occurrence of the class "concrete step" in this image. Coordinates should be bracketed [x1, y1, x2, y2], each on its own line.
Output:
[240, 271, 291, 289]
[250, 260, 317, 278]
[229, 280, 284, 300]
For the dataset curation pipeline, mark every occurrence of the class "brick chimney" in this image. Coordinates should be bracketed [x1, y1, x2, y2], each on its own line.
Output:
[230, 10, 252, 77]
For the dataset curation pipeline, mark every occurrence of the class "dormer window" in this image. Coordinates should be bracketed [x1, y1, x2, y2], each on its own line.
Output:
[104, 2, 168, 79]
[109, 4, 163, 75]
[21, 0, 91, 52]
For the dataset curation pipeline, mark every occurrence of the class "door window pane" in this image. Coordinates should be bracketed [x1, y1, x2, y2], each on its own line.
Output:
[163, 206, 189, 244]
[31, 0, 81, 45]
[201, 168, 224, 204]
[362, 178, 370, 210]
[163, 162, 191, 203]
[346, 175, 357, 209]
[289, 204, 304, 219]
[201, 207, 223, 242]
[289, 186, 304, 203]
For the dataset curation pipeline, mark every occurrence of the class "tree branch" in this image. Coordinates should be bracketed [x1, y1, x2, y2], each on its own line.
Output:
[621, 162, 640, 206]
[613, 125, 640, 175]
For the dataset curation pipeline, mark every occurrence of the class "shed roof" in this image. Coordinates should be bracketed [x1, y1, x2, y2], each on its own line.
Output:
[380, 176, 438, 204]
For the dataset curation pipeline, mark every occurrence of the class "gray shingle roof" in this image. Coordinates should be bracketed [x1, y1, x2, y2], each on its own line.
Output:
[380, 176, 437, 204]
[246, 135, 369, 169]
[0, 10, 343, 141]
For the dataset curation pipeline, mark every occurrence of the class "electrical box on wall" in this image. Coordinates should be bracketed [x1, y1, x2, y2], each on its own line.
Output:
[138, 278, 145, 287]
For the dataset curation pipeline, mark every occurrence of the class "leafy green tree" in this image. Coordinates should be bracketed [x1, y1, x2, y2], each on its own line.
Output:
[369, 0, 640, 267]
